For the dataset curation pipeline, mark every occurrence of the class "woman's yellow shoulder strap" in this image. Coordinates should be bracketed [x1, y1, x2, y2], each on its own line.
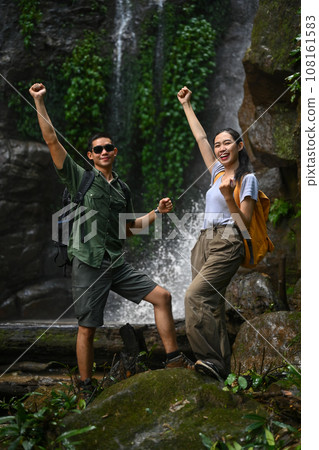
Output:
[213, 170, 225, 184]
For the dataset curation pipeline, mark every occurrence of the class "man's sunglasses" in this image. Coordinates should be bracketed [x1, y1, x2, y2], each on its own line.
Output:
[92, 144, 115, 154]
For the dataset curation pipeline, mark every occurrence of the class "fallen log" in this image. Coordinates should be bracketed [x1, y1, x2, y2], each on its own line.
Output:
[0, 319, 191, 368]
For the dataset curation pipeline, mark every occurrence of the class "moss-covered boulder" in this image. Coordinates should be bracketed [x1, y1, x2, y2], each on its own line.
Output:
[63, 368, 266, 449]
[239, 0, 300, 166]
[245, 0, 300, 76]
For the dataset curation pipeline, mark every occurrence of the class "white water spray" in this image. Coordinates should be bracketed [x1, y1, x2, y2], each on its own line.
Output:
[113, 0, 135, 121]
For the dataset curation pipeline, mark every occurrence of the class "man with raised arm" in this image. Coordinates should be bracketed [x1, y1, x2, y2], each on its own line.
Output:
[29, 83, 194, 400]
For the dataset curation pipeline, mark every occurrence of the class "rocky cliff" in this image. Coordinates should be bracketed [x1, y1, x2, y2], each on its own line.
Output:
[238, 0, 301, 285]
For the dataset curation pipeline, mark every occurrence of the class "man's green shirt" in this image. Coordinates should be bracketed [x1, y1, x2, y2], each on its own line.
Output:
[55, 154, 135, 268]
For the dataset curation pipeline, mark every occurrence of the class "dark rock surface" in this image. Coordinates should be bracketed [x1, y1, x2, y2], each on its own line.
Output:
[0, 139, 71, 318]
[231, 311, 301, 374]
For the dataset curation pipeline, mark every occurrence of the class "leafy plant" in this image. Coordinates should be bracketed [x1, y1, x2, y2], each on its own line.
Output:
[285, 9, 301, 103]
[269, 198, 294, 226]
[200, 414, 300, 449]
[223, 373, 248, 393]
[62, 32, 110, 153]
[201, 365, 301, 449]
[16, 0, 42, 48]
[7, 65, 67, 141]
[223, 364, 301, 395]
[280, 364, 301, 392]
[285, 38, 301, 103]
[8, 80, 43, 141]
[133, 3, 218, 206]
[0, 385, 95, 449]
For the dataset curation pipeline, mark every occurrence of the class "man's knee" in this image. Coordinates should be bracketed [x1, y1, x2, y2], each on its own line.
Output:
[145, 286, 172, 308]
[78, 325, 96, 342]
[159, 288, 172, 308]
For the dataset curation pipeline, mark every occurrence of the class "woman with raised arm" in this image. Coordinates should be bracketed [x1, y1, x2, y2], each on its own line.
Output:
[177, 86, 258, 381]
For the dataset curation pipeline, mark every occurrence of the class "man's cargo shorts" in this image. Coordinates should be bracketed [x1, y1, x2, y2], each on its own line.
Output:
[72, 254, 157, 327]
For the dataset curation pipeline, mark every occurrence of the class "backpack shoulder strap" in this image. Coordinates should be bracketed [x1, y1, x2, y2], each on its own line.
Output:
[74, 170, 95, 204]
[213, 170, 225, 184]
[233, 177, 255, 265]
[117, 178, 131, 205]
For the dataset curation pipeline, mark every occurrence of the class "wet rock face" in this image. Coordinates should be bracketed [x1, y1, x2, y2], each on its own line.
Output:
[226, 272, 278, 320]
[237, 0, 301, 291]
[225, 272, 279, 341]
[231, 311, 300, 374]
[0, 139, 71, 316]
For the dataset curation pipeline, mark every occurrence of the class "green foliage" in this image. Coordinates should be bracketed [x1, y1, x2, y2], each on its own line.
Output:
[8, 80, 43, 141]
[0, 386, 95, 449]
[90, 0, 107, 14]
[223, 364, 301, 396]
[285, 9, 301, 103]
[269, 198, 294, 226]
[223, 373, 248, 393]
[200, 413, 300, 449]
[201, 365, 301, 449]
[62, 32, 110, 153]
[161, 14, 216, 197]
[281, 364, 301, 392]
[134, 4, 217, 205]
[285, 34, 301, 103]
[7, 65, 67, 142]
[16, 0, 42, 48]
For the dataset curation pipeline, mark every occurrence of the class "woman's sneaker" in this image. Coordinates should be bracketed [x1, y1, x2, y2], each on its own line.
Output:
[195, 360, 225, 382]
[165, 353, 195, 370]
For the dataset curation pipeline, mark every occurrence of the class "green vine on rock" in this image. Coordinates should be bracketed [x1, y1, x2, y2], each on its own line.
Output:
[285, 9, 301, 103]
[285, 34, 301, 103]
[16, 0, 42, 48]
[161, 15, 216, 198]
[135, 6, 217, 206]
[62, 32, 110, 154]
[268, 198, 295, 226]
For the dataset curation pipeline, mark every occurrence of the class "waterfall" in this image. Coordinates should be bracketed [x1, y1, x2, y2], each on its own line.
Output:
[104, 0, 259, 325]
[113, 0, 135, 124]
[104, 198, 204, 324]
[154, 0, 165, 97]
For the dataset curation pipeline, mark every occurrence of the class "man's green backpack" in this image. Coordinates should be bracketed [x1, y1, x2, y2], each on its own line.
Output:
[53, 170, 130, 273]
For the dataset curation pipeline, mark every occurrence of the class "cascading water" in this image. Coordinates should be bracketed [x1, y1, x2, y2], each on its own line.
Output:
[113, 0, 135, 125]
[104, 199, 204, 323]
[154, 0, 165, 93]
[104, 0, 259, 324]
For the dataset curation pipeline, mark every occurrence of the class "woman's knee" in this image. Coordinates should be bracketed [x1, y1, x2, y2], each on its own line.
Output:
[184, 283, 199, 310]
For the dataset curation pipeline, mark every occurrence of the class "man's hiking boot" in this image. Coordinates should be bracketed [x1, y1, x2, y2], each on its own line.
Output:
[165, 353, 195, 370]
[195, 360, 225, 382]
[78, 378, 97, 405]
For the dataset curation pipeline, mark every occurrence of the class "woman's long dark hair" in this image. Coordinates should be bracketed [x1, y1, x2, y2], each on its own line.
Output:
[213, 128, 252, 181]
